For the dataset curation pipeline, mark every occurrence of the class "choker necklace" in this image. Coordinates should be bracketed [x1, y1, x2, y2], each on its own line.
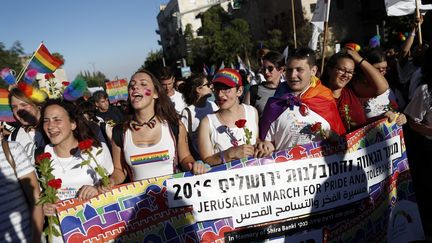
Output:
[130, 114, 157, 131]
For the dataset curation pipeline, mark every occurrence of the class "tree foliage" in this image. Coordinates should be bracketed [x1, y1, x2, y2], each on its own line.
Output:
[76, 70, 107, 88]
[188, 6, 253, 72]
[141, 49, 164, 74]
[0, 41, 24, 88]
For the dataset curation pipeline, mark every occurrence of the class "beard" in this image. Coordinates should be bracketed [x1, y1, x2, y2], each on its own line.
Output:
[17, 109, 38, 126]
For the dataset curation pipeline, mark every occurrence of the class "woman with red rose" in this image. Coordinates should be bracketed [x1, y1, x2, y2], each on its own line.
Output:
[198, 68, 263, 166]
[102, 69, 208, 187]
[39, 99, 113, 243]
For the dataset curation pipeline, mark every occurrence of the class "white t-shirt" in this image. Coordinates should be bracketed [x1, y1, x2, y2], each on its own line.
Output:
[360, 89, 397, 119]
[123, 122, 177, 181]
[44, 142, 113, 243]
[181, 101, 218, 157]
[0, 142, 35, 243]
[8, 128, 46, 165]
[265, 105, 331, 150]
[404, 84, 432, 140]
[181, 101, 218, 133]
[45, 142, 114, 201]
[170, 90, 187, 114]
[207, 104, 258, 153]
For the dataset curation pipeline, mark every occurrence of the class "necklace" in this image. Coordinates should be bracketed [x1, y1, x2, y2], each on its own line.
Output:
[130, 114, 157, 131]
[56, 156, 75, 174]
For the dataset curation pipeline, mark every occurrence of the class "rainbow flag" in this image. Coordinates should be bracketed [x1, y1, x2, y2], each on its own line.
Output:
[0, 88, 15, 122]
[28, 44, 63, 73]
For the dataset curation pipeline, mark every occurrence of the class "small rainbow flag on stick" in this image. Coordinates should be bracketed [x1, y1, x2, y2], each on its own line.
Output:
[0, 88, 15, 122]
[28, 43, 63, 73]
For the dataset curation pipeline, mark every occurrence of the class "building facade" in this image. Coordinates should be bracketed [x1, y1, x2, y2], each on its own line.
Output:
[157, 0, 389, 65]
[157, 0, 230, 63]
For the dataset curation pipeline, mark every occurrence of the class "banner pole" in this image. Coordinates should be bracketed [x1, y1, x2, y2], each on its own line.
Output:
[415, 0, 423, 46]
[291, 0, 297, 49]
[320, 0, 331, 75]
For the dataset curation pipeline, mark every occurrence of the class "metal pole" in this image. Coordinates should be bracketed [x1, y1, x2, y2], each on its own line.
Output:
[291, 0, 297, 49]
[320, 21, 328, 75]
[415, 0, 423, 46]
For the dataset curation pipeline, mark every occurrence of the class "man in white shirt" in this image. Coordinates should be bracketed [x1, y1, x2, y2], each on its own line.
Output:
[158, 67, 187, 114]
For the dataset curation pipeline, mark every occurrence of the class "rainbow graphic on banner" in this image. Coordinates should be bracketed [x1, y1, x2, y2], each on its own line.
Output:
[0, 88, 15, 122]
[28, 44, 63, 73]
[131, 150, 169, 165]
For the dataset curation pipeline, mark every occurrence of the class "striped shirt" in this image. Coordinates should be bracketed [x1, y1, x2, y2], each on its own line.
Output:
[0, 141, 35, 242]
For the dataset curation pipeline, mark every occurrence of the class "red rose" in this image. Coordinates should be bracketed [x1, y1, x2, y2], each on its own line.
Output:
[62, 81, 70, 86]
[235, 119, 247, 128]
[311, 122, 322, 133]
[78, 139, 93, 151]
[47, 178, 62, 190]
[390, 101, 398, 110]
[299, 104, 308, 116]
[36, 152, 52, 163]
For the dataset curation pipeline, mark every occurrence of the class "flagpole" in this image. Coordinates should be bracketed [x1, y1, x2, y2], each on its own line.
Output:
[16, 42, 43, 82]
[291, 0, 297, 49]
[415, 0, 423, 46]
[320, 0, 331, 75]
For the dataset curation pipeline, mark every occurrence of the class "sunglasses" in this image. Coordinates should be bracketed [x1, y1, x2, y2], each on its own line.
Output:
[263, 66, 276, 73]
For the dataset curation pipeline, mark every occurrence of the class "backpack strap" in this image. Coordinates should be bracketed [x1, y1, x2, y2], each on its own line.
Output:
[183, 108, 200, 160]
[249, 84, 260, 106]
[2, 139, 17, 178]
[10, 126, 20, 141]
[184, 108, 193, 137]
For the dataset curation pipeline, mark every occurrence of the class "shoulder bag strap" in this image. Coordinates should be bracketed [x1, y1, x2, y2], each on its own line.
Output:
[185, 107, 193, 137]
[2, 139, 18, 178]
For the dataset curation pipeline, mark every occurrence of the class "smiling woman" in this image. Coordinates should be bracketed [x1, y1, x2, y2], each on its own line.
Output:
[100, 69, 209, 191]
[39, 99, 113, 243]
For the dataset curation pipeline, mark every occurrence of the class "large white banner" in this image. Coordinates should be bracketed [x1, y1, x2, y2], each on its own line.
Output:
[167, 136, 401, 228]
[385, 0, 432, 16]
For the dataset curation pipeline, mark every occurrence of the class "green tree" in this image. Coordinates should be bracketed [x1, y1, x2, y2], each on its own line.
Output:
[188, 6, 253, 72]
[184, 24, 195, 66]
[0, 41, 24, 88]
[141, 49, 164, 74]
[77, 70, 107, 88]
[263, 29, 284, 53]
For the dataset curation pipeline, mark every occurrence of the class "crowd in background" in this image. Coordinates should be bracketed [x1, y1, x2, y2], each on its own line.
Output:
[1, 16, 432, 242]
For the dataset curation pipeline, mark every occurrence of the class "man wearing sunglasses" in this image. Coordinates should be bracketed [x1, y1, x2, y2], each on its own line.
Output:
[258, 47, 346, 153]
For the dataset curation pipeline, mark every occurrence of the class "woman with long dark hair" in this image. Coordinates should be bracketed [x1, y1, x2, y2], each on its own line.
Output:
[105, 69, 208, 186]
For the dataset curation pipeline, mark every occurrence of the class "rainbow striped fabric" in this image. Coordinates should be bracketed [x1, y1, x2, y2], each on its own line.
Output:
[28, 44, 63, 73]
[130, 150, 170, 166]
[0, 88, 15, 122]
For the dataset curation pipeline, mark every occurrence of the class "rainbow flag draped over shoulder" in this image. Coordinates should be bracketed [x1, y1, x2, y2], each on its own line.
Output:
[28, 44, 63, 73]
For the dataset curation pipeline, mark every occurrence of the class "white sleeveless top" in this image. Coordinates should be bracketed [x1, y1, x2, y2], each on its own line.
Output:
[124, 122, 177, 181]
[207, 104, 258, 153]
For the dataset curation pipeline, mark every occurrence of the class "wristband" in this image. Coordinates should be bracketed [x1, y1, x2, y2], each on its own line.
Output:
[358, 58, 366, 66]
[410, 32, 416, 37]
